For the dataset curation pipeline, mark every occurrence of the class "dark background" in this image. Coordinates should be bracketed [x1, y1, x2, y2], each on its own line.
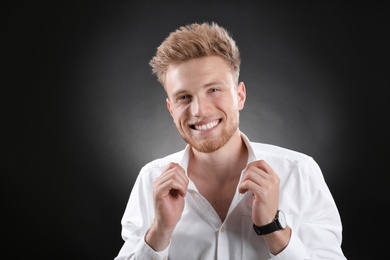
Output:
[4, 1, 388, 259]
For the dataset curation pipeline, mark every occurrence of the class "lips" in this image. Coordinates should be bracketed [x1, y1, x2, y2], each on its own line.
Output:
[192, 119, 220, 131]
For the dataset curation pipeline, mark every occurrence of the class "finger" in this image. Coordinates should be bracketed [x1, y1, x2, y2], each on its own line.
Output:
[156, 164, 188, 197]
[163, 179, 188, 196]
[242, 166, 269, 186]
[172, 164, 189, 187]
[238, 164, 264, 193]
[155, 176, 188, 198]
[246, 160, 275, 175]
[238, 179, 249, 194]
[243, 160, 278, 187]
[158, 164, 189, 189]
[238, 179, 260, 195]
[239, 164, 279, 194]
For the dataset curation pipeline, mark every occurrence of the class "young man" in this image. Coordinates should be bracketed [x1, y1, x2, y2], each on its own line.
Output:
[115, 22, 346, 259]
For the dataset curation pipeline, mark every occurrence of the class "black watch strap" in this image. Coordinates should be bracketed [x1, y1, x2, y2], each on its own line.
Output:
[253, 221, 279, 236]
[253, 210, 286, 236]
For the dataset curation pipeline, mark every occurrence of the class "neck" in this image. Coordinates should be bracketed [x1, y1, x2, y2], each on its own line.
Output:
[188, 130, 248, 183]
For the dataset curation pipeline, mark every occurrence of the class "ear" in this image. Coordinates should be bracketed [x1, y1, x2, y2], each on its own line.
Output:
[237, 82, 246, 110]
[166, 97, 174, 117]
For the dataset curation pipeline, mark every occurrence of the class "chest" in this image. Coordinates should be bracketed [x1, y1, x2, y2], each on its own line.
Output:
[192, 178, 239, 222]
[171, 191, 271, 260]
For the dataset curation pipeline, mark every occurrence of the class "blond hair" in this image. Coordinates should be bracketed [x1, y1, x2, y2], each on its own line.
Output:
[149, 22, 241, 86]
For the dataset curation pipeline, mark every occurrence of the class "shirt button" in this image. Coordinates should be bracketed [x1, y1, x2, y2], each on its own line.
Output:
[220, 226, 225, 232]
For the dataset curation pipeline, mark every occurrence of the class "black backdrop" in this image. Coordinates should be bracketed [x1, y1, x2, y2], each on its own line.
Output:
[4, 1, 389, 259]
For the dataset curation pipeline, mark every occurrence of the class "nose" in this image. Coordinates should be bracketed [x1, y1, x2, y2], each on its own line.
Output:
[191, 96, 211, 116]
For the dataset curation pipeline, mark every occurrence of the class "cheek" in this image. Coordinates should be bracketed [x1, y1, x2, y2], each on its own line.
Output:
[222, 95, 239, 110]
[171, 107, 186, 123]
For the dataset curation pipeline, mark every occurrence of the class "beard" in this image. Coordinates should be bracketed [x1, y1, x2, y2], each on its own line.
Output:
[176, 116, 239, 153]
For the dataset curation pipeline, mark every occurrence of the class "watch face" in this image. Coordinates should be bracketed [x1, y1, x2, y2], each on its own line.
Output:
[277, 210, 287, 229]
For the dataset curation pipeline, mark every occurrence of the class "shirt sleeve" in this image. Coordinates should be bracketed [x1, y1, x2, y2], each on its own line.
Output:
[270, 157, 346, 260]
[135, 237, 170, 260]
[115, 166, 169, 260]
[268, 229, 309, 260]
[115, 232, 170, 260]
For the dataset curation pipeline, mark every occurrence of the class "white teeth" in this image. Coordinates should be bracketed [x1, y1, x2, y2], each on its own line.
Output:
[194, 120, 218, 131]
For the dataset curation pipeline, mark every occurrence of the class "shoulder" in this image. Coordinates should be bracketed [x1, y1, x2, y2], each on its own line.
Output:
[250, 141, 312, 163]
[249, 142, 325, 195]
[140, 149, 185, 174]
[248, 141, 321, 178]
[132, 149, 186, 187]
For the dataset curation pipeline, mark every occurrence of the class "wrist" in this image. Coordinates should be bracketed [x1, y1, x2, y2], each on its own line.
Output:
[253, 210, 287, 236]
[264, 225, 291, 255]
[145, 222, 173, 252]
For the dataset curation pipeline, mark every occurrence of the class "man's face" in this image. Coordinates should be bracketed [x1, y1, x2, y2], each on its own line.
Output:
[165, 55, 246, 153]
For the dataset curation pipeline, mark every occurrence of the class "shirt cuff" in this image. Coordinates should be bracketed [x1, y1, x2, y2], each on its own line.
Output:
[134, 233, 170, 260]
[269, 229, 309, 260]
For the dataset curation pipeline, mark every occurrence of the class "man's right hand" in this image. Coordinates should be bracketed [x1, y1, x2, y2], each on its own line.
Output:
[145, 162, 189, 251]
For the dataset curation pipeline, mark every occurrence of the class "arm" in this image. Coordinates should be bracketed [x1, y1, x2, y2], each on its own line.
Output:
[115, 162, 189, 260]
[284, 158, 346, 259]
[238, 160, 291, 255]
[145, 162, 189, 251]
[239, 159, 346, 259]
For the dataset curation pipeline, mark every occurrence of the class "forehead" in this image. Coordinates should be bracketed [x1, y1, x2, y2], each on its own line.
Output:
[165, 56, 233, 94]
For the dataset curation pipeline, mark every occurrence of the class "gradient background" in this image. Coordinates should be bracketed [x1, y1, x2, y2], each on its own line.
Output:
[4, 1, 388, 259]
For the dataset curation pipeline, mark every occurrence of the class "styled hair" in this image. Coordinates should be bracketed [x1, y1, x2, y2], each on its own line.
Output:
[149, 22, 241, 86]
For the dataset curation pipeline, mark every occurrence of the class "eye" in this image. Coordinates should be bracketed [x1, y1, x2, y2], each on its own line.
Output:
[176, 94, 191, 102]
[209, 88, 220, 93]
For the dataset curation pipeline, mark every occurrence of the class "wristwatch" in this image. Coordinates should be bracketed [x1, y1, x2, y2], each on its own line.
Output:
[253, 210, 287, 236]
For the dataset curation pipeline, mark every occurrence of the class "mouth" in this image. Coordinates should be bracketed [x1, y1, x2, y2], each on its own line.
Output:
[190, 119, 220, 131]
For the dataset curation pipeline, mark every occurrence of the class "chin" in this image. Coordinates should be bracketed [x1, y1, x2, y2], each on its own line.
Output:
[187, 132, 231, 153]
[193, 142, 223, 153]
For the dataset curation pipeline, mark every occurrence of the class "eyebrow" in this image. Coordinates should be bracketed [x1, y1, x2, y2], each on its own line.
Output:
[203, 81, 222, 87]
[170, 81, 224, 99]
[172, 90, 187, 98]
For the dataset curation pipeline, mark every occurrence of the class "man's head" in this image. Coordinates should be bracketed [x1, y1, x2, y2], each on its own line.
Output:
[150, 22, 241, 88]
[149, 22, 246, 153]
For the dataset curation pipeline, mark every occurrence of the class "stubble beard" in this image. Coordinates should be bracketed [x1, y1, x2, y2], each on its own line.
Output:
[176, 118, 239, 153]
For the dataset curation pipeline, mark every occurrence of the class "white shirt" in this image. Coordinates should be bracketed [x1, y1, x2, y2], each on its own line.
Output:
[115, 133, 346, 260]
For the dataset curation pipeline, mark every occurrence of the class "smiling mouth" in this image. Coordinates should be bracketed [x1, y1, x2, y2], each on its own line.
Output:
[191, 119, 220, 131]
